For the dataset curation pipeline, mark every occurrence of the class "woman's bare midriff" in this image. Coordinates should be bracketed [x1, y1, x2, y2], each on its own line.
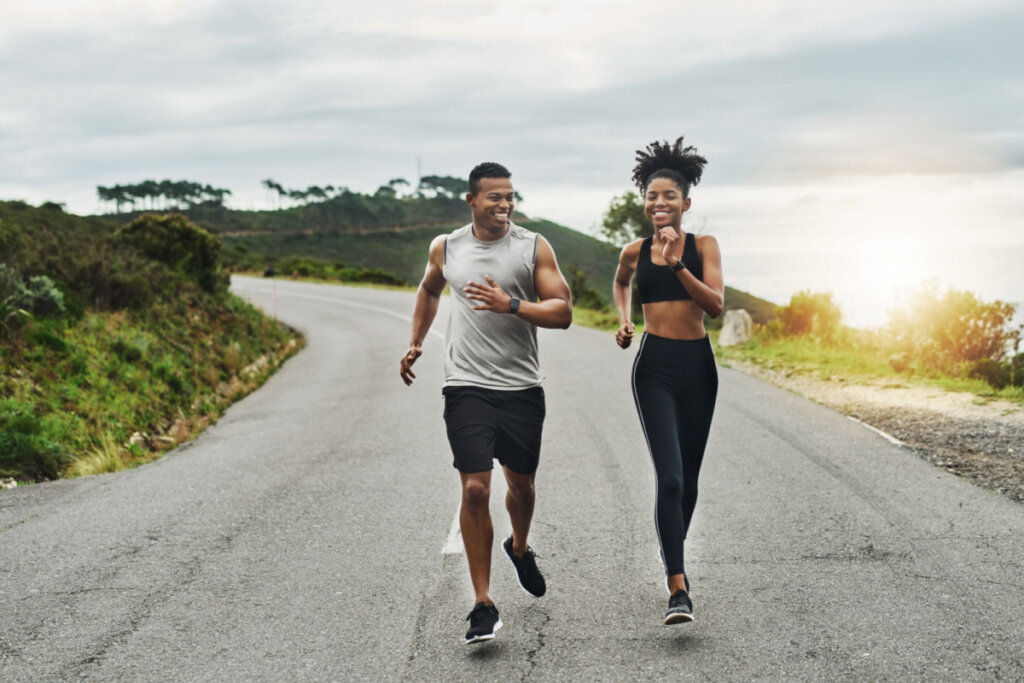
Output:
[642, 300, 708, 340]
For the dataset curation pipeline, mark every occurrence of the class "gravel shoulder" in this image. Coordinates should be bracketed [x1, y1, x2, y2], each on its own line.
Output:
[725, 360, 1024, 503]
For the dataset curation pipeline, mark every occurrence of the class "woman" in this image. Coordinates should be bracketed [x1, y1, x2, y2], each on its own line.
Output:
[613, 137, 724, 625]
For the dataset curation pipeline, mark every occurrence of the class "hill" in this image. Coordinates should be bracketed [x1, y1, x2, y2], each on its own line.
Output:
[0, 201, 301, 482]
[218, 217, 775, 326]
[102, 193, 776, 323]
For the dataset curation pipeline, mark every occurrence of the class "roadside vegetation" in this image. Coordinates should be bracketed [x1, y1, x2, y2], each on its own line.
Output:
[599, 192, 1023, 402]
[713, 288, 1023, 403]
[0, 201, 302, 484]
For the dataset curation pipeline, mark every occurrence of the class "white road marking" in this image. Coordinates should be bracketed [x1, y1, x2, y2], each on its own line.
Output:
[441, 472, 509, 555]
[442, 508, 463, 555]
[847, 416, 904, 447]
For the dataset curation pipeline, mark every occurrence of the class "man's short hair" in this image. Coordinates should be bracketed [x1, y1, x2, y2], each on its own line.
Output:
[468, 162, 512, 194]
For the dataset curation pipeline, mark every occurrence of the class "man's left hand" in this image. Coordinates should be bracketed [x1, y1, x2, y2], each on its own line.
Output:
[464, 275, 513, 313]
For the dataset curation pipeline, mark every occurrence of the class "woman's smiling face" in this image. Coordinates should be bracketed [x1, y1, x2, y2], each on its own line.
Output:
[645, 176, 691, 229]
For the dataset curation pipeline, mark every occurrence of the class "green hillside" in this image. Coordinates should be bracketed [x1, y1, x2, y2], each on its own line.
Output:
[220, 217, 774, 325]
[0, 201, 301, 482]
[102, 188, 775, 323]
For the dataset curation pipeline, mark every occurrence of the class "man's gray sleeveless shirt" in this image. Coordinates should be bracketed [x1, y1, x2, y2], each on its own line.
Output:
[443, 222, 541, 390]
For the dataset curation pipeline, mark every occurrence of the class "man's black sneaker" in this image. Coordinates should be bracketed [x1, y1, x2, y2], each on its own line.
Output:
[502, 536, 547, 597]
[465, 602, 502, 644]
[664, 589, 694, 625]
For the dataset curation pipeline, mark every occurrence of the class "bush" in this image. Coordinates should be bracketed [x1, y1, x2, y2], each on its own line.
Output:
[887, 285, 1019, 367]
[1012, 353, 1024, 388]
[968, 358, 1011, 390]
[25, 325, 69, 354]
[0, 401, 71, 480]
[118, 213, 224, 292]
[17, 275, 66, 317]
[565, 264, 607, 311]
[777, 290, 842, 339]
[346, 268, 407, 286]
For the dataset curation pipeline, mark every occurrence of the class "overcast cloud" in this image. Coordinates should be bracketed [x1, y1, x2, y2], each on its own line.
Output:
[2, 0, 1022, 325]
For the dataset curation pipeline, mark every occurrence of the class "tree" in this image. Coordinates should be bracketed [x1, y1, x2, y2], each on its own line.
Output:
[888, 285, 1019, 365]
[564, 264, 605, 310]
[419, 174, 467, 199]
[778, 290, 842, 339]
[601, 191, 648, 246]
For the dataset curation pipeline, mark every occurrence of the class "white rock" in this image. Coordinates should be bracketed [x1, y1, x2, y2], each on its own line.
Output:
[719, 309, 753, 346]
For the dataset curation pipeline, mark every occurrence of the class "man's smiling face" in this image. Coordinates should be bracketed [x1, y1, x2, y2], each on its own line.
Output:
[468, 177, 515, 235]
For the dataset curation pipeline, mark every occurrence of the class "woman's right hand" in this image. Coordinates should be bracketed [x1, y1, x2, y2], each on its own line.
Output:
[615, 321, 635, 349]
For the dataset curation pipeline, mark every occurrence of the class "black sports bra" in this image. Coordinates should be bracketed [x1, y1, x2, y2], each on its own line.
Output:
[636, 233, 703, 304]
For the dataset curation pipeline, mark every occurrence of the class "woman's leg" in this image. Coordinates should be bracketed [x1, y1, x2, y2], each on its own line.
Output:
[632, 342, 687, 578]
[675, 355, 718, 541]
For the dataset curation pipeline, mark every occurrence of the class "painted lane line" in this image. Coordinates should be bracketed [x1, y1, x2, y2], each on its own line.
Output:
[847, 416, 904, 447]
[442, 509, 463, 555]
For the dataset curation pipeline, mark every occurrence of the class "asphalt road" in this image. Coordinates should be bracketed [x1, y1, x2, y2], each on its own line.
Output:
[1, 276, 1021, 681]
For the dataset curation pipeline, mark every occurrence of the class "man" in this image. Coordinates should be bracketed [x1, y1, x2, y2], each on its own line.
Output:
[400, 162, 572, 644]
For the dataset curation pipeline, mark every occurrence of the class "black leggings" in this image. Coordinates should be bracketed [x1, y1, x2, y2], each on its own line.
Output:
[631, 333, 718, 577]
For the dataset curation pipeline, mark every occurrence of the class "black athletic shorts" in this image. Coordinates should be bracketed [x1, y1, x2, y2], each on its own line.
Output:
[442, 385, 545, 475]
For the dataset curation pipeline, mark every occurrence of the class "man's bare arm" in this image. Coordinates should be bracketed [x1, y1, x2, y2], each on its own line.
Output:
[400, 235, 447, 386]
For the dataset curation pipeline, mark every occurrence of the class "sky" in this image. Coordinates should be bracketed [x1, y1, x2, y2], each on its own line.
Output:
[2, 0, 1022, 327]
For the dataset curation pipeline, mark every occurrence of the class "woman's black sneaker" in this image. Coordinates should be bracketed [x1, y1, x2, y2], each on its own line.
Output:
[502, 536, 547, 597]
[664, 589, 694, 625]
[465, 602, 502, 644]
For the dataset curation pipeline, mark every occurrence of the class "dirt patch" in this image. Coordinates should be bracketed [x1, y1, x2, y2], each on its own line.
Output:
[728, 362, 1024, 503]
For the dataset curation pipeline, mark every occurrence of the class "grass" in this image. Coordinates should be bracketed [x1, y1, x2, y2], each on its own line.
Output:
[241, 275, 1022, 407]
[1, 295, 303, 483]
[711, 331, 1024, 404]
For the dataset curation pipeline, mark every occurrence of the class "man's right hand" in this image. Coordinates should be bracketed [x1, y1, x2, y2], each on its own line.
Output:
[400, 345, 422, 385]
[615, 321, 635, 349]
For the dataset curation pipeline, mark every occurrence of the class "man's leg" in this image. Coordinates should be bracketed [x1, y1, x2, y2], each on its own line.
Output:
[501, 465, 546, 597]
[503, 466, 536, 556]
[460, 470, 494, 605]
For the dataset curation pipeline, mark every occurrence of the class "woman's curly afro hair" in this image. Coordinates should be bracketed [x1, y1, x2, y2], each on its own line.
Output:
[631, 136, 707, 197]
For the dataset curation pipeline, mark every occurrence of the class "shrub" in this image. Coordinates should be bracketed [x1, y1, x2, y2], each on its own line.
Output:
[25, 325, 69, 354]
[17, 275, 66, 317]
[565, 264, 607, 311]
[887, 285, 1019, 367]
[0, 401, 71, 480]
[777, 290, 842, 339]
[118, 213, 224, 292]
[968, 358, 1011, 390]
[1011, 353, 1024, 388]
[348, 268, 407, 286]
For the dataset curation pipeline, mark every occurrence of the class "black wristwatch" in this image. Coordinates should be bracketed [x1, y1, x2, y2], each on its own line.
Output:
[509, 296, 521, 314]
[670, 258, 686, 273]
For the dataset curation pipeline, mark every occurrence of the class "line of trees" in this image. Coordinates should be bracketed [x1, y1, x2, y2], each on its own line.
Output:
[100, 174, 523, 215]
[97, 181, 232, 214]
[259, 175, 487, 209]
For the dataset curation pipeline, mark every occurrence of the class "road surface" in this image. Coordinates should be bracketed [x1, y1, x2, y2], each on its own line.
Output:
[1, 276, 1021, 681]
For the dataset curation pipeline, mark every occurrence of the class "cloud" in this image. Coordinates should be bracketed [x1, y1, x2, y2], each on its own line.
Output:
[1, 0, 1022, 215]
